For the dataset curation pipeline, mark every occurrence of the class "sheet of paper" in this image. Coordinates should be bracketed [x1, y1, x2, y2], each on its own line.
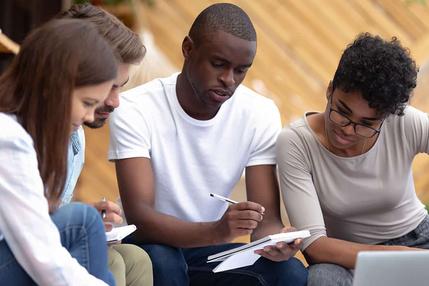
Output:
[105, 224, 136, 242]
[209, 230, 310, 272]
[213, 250, 261, 272]
[208, 230, 310, 262]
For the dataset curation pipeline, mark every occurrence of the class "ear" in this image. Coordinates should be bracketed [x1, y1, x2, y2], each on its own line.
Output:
[182, 36, 194, 60]
[326, 81, 333, 99]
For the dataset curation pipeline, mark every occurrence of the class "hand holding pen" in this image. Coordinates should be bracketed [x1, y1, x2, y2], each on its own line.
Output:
[93, 197, 123, 232]
[210, 193, 265, 243]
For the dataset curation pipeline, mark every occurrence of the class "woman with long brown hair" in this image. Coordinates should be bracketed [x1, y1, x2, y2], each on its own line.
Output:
[0, 19, 117, 285]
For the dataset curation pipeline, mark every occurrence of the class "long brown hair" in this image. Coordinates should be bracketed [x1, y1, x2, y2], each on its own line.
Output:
[0, 19, 117, 209]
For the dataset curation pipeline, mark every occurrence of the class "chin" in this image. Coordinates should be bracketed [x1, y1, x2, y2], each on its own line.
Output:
[84, 119, 106, 129]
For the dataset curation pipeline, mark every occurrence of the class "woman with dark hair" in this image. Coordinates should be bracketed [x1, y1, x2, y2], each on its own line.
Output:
[276, 33, 426, 286]
[0, 19, 117, 285]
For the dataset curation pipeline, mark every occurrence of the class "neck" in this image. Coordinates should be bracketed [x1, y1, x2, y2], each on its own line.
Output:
[176, 73, 218, 120]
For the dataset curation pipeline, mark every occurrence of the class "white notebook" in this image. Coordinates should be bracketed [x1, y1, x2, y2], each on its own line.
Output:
[106, 224, 137, 242]
[207, 230, 310, 272]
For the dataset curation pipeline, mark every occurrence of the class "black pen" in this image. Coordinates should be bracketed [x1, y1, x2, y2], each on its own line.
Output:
[101, 197, 107, 219]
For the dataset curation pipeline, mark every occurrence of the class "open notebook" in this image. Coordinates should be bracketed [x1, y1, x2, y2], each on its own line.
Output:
[106, 224, 136, 243]
[207, 230, 310, 272]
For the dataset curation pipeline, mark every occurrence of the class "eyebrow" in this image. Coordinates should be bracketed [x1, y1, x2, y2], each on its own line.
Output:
[212, 55, 253, 69]
[337, 99, 381, 121]
[113, 77, 129, 88]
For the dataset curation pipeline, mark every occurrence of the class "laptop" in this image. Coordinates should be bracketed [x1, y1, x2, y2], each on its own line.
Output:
[353, 251, 429, 286]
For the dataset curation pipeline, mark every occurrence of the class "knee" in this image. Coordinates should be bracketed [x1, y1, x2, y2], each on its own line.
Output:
[109, 247, 126, 272]
[274, 257, 308, 285]
[308, 263, 353, 286]
[116, 244, 153, 272]
[53, 203, 104, 237]
[142, 244, 185, 273]
[132, 248, 152, 272]
[56, 203, 101, 226]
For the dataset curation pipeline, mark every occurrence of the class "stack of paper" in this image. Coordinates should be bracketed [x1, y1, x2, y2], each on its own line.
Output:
[207, 230, 310, 272]
[106, 224, 137, 243]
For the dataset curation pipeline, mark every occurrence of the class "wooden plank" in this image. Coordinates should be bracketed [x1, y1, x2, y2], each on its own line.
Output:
[374, 0, 426, 40]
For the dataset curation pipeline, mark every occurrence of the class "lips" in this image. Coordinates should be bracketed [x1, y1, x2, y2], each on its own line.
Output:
[332, 129, 355, 145]
[208, 89, 232, 104]
[96, 111, 111, 119]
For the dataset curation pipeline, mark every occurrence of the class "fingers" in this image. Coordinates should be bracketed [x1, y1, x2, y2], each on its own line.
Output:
[226, 208, 264, 223]
[102, 210, 123, 225]
[105, 223, 113, 232]
[254, 238, 303, 262]
[227, 202, 265, 222]
[232, 201, 265, 215]
[282, 226, 297, 233]
[93, 200, 123, 227]
[93, 200, 122, 215]
[215, 201, 266, 241]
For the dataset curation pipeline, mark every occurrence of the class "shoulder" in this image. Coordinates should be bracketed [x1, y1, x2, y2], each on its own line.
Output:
[402, 105, 428, 124]
[231, 85, 280, 124]
[384, 105, 428, 133]
[120, 73, 177, 105]
[0, 113, 33, 151]
[234, 85, 278, 110]
[277, 117, 308, 145]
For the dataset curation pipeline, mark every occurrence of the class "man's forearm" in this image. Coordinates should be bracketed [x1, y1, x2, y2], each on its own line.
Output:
[125, 204, 224, 248]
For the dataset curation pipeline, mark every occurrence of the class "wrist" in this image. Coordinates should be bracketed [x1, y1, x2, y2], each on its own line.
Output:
[206, 220, 226, 245]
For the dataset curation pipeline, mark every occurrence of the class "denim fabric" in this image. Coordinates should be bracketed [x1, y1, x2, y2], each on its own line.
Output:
[0, 203, 115, 285]
[307, 215, 429, 286]
[61, 130, 85, 206]
[124, 240, 308, 286]
[0, 241, 35, 285]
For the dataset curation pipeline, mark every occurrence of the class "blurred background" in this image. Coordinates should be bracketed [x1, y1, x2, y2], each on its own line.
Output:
[2, 0, 429, 220]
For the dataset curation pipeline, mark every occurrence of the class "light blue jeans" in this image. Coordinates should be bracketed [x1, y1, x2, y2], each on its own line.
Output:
[0, 203, 115, 285]
[308, 215, 429, 286]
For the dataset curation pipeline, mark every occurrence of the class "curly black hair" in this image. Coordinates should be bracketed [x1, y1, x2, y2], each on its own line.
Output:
[332, 33, 417, 116]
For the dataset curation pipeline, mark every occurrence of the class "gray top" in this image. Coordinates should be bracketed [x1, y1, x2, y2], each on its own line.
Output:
[277, 106, 429, 250]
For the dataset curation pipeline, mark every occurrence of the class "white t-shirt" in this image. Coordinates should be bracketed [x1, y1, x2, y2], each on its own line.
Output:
[276, 106, 429, 250]
[109, 73, 281, 222]
[0, 113, 106, 286]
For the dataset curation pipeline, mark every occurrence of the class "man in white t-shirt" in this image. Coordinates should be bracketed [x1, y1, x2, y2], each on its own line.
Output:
[109, 3, 307, 286]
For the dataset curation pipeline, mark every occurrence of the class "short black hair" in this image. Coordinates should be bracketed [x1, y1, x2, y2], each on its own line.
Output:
[332, 33, 417, 116]
[188, 3, 256, 45]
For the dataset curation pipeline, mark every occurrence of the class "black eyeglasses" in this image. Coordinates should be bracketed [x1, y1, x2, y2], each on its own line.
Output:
[328, 97, 383, 138]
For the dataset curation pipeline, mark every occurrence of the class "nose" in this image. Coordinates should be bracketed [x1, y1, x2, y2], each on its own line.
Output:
[84, 109, 95, 123]
[341, 122, 356, 135]
[104, 90, 120, 109]
[219, 69, 235, 88]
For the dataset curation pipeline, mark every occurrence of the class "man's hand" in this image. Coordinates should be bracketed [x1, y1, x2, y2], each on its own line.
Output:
[254, 227, 302, 262]
[93, 199, 123, 231]
[213, 201, 265, 243]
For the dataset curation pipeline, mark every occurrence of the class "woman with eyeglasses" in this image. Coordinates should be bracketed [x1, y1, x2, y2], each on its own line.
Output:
[275, 33, 428, 286]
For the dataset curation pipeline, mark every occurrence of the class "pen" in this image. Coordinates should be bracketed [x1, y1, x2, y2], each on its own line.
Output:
[101, 197, 107, 219]
[209, 193, 238, 204]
